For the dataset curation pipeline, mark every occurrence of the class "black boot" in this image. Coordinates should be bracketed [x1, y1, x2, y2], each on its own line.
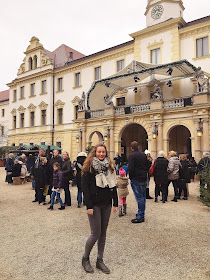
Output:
[82, 256, 94, 273]
[123, 204, 127, 215]
[119, 206, 124, 217]
[171, 197, 177, 202]
[58, 205, 65, 210]
[48, 205, 53, 210]
[154, 197, 158, 202]
[96, 258, 110, 274]
[146, 188, 153, 199]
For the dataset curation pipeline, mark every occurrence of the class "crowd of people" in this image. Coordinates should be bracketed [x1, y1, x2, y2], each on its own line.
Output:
[4, 143, 209, 274]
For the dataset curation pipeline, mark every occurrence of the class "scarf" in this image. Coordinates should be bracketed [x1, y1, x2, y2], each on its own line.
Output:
[92, 157, 116, 189]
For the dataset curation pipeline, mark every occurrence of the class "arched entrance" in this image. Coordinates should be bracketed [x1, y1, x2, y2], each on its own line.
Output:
[121, 123, 148, 162]
[88, 131, 103, 147]
[168, 125, 191, 156]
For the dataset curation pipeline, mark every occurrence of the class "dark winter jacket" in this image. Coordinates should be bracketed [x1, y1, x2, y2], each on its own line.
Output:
[82, 167, 118, 210]
[35, 163, 51, 189]
[154, 156, 169, 184]
[76, 156, 86, 189]
[6, 157, 14, 172]
[197, 157, 210, 172]
[179, 160, 191, 183]
[188, 158, 197, 174]
[61, 158, 73, 181]
[49, 156, 63, 184]
[128, 150, 150, 182]
[53, 170, 63, 189]
[12, 163, 22, 177]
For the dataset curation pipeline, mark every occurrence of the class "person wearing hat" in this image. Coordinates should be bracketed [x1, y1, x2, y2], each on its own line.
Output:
[76, 152, 87, 207]
[144, 150, 153, 199]
[116, 167, 129, 217]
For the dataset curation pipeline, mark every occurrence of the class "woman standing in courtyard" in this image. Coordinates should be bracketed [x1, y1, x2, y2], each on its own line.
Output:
[81, 143, 118, 274]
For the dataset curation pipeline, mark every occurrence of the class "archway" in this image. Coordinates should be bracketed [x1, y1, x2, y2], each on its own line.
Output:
[88, 131, 103, 147]
[168, 125, 191, 156]
[121, 123, 148, 162]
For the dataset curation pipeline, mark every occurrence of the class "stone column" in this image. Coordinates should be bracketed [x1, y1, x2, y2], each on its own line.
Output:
[109, 126, 115, 160]
[157, 122, 163, 152]
[194, 119, 201, 162]
[163, 138, 169, 156]
[202, 118, 209, 153]
[82, 129, 86, 152]
[150, 123, 157, 159]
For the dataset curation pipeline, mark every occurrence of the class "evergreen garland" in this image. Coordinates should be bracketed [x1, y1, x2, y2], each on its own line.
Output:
[199, 164, 210, 207]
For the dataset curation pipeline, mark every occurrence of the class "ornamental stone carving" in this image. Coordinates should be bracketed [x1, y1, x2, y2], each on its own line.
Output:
[195, 67, 209, 93]
[78, 92, 86, 111]
[151, 84, 163, 100]
[104, 93, 114, 108]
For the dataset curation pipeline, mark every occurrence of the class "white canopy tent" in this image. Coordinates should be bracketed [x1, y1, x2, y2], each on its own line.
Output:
[86, 59, 198, 110]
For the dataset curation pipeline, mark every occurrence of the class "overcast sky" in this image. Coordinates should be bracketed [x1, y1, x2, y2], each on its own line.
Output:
[0, 0, 209, 91]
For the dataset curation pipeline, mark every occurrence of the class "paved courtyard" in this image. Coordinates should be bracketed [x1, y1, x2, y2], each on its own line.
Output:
[0, 167, 209, 280]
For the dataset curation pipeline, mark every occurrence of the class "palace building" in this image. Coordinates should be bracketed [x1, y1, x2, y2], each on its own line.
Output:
[7, 0, 210, 162]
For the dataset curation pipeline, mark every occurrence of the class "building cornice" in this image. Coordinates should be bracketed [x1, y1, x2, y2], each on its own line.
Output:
[7, 69, 54, 88]
[179, 21, 210, 39]
[130, 17, 186, 39]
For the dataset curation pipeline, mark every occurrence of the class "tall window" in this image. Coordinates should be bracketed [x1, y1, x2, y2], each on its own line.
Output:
[30, 112, 35, 127]
[42, 80, 46, 93]
[29, 57, 33, 70]
[1, 126, 4, 136]
[41, 110, 46, 125]
[30, 83, 35, 96]
[95, 66, 101, 80]
[57, 108, 63, 124]
[117, 97, 125, 106]
[75, 105, 79, 119]
[34, 55, 38, 69]
[151, 48, 160, 64]
[58, 78, 63, 91]
[20, 86, 24, 99]
[2, 109, 5, 117]
[13, 90, 17, 102]
[20, 113, 24, 128]
[75, 72, 81, 87]
[13, 116, 16, 129]
[117, 59, 124, 72]
[196, 37, 209, 57]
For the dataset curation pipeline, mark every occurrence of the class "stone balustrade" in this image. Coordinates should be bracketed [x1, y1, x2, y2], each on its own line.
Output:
[164, 99, 184, 109]
[130, 104, 151, 113]
[90, 109, 105, 118]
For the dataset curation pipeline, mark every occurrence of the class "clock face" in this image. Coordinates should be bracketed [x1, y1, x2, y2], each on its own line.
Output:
[151, 5, 164, 20]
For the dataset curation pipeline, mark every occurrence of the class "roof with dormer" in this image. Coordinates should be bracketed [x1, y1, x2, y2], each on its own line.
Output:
[43, 44, 85, 68]
[0, 90, 9, 102]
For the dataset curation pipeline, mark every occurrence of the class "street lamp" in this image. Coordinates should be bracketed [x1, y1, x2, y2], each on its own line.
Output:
[76, 135, 81, 143]
[152, 128, 158, 139]
[196, 127, 203, 137]
[103, 132, 110, 142]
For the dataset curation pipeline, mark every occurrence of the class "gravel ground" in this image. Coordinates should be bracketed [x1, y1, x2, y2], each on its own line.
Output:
[0, 167, 209, 280]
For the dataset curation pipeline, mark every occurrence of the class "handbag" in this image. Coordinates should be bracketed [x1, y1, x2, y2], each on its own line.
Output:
[149, 159, 156, 176]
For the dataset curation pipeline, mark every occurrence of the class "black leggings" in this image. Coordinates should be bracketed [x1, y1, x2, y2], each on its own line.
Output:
[84, 205, 111, 259]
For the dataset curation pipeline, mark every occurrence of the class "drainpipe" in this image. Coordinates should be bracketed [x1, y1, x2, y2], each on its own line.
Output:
[52, 74, 55, 146]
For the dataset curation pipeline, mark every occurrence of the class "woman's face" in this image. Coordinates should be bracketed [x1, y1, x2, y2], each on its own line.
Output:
[96, 146, 106, 161]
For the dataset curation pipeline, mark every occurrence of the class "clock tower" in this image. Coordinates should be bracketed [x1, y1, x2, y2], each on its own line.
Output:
[145, 0, 185, 27]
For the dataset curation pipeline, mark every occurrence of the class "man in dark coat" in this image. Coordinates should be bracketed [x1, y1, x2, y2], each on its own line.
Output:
[61, 151, 73, 206]
[5, 153, 15, 184]
[128, 141, 151, 223]
[197, 152, 210, 187]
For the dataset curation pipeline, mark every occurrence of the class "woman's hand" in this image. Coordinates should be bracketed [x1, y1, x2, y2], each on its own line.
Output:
[113, 207, 118, 213]
[87, 209, 94, 215]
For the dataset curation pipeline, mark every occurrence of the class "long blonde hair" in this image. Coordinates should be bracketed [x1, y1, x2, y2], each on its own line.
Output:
[82, 143, 114, 174]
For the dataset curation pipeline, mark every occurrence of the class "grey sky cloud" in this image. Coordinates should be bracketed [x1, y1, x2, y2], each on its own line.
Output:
[0, 0, 209, 91]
